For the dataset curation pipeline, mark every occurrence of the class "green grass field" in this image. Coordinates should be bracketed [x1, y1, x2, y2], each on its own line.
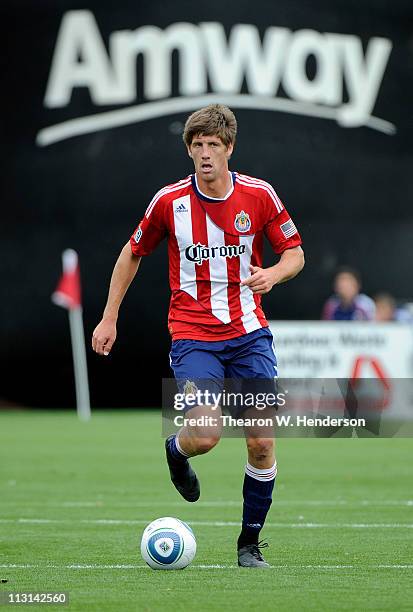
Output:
[1, 410, 412, 611]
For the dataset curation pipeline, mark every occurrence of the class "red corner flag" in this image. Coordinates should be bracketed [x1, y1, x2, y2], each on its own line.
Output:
[52, 249, 91, 421]
[52, 249, 81, 309]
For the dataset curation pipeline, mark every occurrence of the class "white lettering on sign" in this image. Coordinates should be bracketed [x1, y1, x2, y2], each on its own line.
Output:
[38, 11, 395, 146]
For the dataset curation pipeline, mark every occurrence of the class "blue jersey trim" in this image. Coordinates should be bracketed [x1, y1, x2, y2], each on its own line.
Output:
[191, 172, 237, 203]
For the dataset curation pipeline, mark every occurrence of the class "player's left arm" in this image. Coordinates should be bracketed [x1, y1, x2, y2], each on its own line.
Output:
[242, 192, 305, 294]
[241, 246, 305, 295]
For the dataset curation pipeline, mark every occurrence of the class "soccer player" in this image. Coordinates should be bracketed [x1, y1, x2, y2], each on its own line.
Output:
[92, 105, 304, 567]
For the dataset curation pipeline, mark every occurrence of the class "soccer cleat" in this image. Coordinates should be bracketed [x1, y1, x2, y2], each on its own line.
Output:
[165, 436, 200, 502]
[237, 541, 270, 568]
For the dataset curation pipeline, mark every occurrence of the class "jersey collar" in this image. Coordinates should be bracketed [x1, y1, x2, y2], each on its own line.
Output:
[191, 171, 237, 203]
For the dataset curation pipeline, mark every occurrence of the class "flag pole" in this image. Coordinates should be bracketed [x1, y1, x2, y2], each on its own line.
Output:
[68, 306, 91, 421]
[52, 249, 91, 421]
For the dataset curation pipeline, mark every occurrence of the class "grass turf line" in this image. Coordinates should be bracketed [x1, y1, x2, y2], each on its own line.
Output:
[0, 410, 412, 611]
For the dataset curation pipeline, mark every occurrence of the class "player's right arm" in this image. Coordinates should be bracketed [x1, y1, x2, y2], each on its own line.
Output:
[92, 243, 141, 356]
[92, 188, 168, 356]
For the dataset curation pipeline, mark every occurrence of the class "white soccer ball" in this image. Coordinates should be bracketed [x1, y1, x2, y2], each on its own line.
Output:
[140, 517, 196, 570]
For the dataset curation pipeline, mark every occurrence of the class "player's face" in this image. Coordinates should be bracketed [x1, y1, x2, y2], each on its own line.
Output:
[188, 134, 233, 182]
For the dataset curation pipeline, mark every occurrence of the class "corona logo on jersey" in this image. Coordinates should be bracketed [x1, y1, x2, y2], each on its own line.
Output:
[185, 242, 246, 265]
[234, 211, 251, 233]
[36, 11, 395, 146]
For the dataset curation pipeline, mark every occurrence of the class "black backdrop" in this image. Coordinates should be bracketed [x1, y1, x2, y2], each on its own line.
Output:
[1, 0, 412, 407]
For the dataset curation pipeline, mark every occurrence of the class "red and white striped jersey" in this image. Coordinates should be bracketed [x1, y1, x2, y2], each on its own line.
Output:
[130, 172, 302, 341]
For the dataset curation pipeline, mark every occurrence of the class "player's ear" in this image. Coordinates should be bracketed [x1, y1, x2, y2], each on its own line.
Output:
[187, 145, 193, 158]
[226, 143, 234, 159]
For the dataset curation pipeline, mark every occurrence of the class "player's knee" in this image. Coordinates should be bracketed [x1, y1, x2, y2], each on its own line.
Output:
[193, 435, 220, 454]
[246, 438, 274, 460]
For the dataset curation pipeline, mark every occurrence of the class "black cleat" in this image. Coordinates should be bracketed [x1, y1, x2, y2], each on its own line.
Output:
[238, 541, 270, 568]
[165, 435, 200, 502]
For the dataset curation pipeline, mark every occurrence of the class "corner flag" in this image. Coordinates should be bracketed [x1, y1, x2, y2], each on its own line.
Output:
[52, 249, 91, 421]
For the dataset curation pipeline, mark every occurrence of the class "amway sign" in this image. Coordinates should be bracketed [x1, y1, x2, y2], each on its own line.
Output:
[37, 10, 395, 147]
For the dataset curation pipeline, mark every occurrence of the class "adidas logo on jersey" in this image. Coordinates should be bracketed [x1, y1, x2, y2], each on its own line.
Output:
[185, 242, 246, 265]
[175, 202, 188, 212]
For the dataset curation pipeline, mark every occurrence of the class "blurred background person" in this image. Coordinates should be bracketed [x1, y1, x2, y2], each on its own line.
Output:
[322, 267, 375, 321]
[374, 292, 413, 322]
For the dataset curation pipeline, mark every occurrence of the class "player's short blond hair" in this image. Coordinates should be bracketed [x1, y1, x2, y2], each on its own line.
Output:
[183, 104, 237, 148]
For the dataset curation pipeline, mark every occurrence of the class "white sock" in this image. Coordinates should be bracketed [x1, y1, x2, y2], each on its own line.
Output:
[245, 461, 277, 482]
[175, 434, 190, 458]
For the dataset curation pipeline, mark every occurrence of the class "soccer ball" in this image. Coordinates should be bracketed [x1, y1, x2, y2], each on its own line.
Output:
[140, 517, 197, 570]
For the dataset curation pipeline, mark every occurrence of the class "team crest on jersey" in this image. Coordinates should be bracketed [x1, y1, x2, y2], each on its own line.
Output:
[234, 210, 251, 233]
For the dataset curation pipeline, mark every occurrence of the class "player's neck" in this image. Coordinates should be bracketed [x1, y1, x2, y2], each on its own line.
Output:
[196, 171, 232, 199]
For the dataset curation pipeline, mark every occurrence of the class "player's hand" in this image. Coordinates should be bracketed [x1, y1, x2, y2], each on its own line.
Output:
[241, 265, 278, 295]
[92, 318, 117, 356]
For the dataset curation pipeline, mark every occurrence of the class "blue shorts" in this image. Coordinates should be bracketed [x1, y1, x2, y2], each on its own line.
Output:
[169, 328, 277, 411]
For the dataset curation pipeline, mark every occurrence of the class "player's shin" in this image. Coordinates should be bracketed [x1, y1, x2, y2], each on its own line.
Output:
[237, 461, 277, 549]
